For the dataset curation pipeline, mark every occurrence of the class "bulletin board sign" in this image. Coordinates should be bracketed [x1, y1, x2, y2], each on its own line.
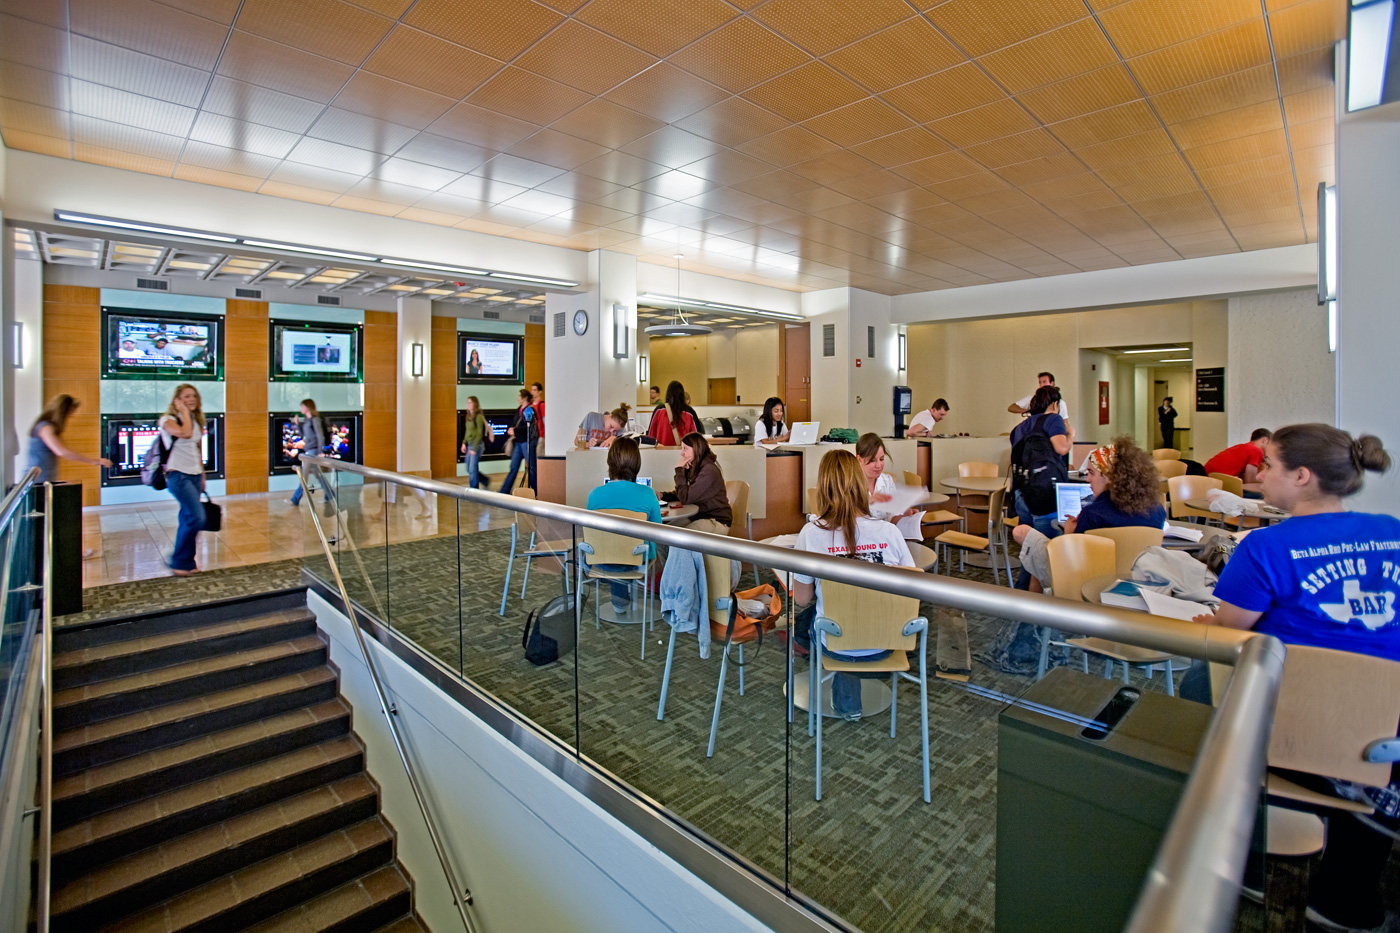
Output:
[1195, 367, 1225, 412]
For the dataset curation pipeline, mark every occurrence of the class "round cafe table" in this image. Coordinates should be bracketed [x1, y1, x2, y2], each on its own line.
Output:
[1184, 498, 1290, 524]
[595, 502, 698, 625]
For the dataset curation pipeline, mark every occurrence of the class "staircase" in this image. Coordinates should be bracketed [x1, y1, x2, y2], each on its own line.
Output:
[46, 590, 424, 933]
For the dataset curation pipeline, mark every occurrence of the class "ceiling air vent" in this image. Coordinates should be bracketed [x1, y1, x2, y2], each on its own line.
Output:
[234, 287, 262, 299]
[317, 295, 341, 306]
[483, 310, 500, 320]
[136, 277, 169, 291]
[553, 311, 566, 338]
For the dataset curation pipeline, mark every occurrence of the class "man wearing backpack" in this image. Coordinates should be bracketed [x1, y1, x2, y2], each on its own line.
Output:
[1009, 385, 1075, 542]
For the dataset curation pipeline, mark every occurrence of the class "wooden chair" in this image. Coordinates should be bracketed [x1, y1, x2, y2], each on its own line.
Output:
[1040, 534, 1178, 692]
[1154, 459, 1186, 496]
[810, 580, 929, 801]
[1152, 448, 1182, 461]
[498, 487, 573, 616]
[959, 461, 999, 477]
[1209, 472, 1244, 497]
[1168, 474, 1222, 522]
[1085, 526, 1165, 577]
[903, 470, 962, 539]
[576, 508, 652, 658]
[725, 479, 753, 578]
[955, 461, 998, 533]
[934, 486, 1011, 586]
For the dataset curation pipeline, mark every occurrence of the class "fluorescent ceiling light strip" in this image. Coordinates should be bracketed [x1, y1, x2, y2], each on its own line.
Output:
[486, 271, 578, 287]
[241, 239, 379, 262]
[1158, 358, 1193, 363]
[638, 293, 802, 321]
[1349, 0, 1395, 111]
[1322, 185, 1338, 302]
[1123, 347, 1190, 354]
[54, 211, 237, 243]
[383, 259, 489, 276]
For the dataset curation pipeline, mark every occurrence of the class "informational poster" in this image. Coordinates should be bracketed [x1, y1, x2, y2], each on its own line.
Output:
[1195, 367, 1225, 412]
[281, 331, 353, 374]
[1098, 381, 1110, 425]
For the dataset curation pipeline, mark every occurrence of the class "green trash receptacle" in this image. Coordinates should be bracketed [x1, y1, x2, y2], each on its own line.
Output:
[996, 667, 1215, 933]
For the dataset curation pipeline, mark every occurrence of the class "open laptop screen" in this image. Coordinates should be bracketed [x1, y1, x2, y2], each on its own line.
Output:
[1054, 483, 1094, 522]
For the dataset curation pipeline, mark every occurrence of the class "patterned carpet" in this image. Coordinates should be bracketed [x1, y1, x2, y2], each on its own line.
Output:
[70, 520, 1380, 933]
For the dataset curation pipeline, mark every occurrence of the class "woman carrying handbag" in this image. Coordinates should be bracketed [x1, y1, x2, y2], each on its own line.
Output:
[158, 384, 213, 576]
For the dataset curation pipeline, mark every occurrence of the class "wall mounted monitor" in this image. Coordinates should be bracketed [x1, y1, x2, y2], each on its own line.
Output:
[101, 307, 224, 380]
[100, 412, 224, 486]
[268, 411, 363, 475]
[269, 320, 363, 383]
[458, 333, 524, 385]
[458, 409, 517, 462]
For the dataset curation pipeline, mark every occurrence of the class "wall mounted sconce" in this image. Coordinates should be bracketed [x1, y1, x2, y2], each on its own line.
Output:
[898, 332, 907, 371]
[613, 302, 629, 359]
[13, 322, 23, 370]
[1318, 183, 1338, 353]
[411, 342, 424, 377]
[637, 354, 648, 384]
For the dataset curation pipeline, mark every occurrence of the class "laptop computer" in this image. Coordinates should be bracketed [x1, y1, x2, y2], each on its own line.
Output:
[784, 421, 820, 446]
[1054, 482, 1094, 522]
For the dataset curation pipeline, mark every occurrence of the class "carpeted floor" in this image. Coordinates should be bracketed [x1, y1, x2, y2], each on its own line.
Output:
[69, 516, 1394, 933]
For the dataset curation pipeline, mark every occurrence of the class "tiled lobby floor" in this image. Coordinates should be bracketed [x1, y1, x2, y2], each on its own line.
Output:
[80, 479, 514, 588]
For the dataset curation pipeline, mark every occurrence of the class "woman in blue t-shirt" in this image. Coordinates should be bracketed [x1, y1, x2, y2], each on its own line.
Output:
[1188, 423, 1396, 932]
[585, 437, 662, 614]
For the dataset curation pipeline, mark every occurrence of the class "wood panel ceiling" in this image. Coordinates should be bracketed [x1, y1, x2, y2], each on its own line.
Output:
[0, 0, 1342, 295]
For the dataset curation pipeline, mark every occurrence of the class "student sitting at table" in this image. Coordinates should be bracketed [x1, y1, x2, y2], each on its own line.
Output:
[672, 432, 731, 535]
[1012, 437, 1166, 593]
[906, 398, 949, 437]
[1203, 427, 1272, 488]
[792, 449, 915, 721]
[647, 381, 699, 447]
[575, 403, 631, 449]
[856, 433, 916, 524]
[752, 396, 789, 447]
[586, 437, 663, 615]
[1182, 423, 1397, 933]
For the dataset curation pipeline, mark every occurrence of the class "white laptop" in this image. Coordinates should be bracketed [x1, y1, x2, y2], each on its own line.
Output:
[1054, 482, 1094, 522]
[781, 421, 820, 446]
[636, 476, 653, 488]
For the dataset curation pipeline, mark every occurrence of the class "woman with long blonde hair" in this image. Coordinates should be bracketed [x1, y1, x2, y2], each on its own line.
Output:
[158, 384, 208, 576]
[792, 449, 915, 720]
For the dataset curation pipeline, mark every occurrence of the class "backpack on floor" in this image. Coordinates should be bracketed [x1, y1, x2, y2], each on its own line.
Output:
[522, 593, 578, 666]
[1010, 414, 1069, 516]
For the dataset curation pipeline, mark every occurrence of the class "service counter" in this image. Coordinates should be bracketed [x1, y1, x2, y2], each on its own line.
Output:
[565, 446, 770, 517]
[793, 436, 1011, 513]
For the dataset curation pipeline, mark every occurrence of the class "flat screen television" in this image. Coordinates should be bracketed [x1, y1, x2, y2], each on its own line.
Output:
[269, 411, 363, 475]
[458, 408, 516, 462]
[100, 412, 224, 486]
[269, 320, 363, 383]
[458, 333, 524, 385]
[101, 307, 224, 380]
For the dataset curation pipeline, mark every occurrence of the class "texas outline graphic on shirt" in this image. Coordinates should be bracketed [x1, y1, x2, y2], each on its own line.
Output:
[1318, 579, 1397, 630]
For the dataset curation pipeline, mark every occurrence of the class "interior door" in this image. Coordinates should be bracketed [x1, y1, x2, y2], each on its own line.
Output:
[783, 323, 811, 422]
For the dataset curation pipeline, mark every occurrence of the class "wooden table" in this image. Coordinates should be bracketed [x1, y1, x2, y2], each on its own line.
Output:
[660, 503, 698, 523]
[1184, 498, 1289, 524]
[913, 492, 951, 508]
[939, 476, 1008, 494]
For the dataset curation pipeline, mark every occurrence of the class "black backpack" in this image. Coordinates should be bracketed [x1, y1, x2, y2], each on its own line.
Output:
[522, 593, 578, 665]
[1010, 415, 1069, 516]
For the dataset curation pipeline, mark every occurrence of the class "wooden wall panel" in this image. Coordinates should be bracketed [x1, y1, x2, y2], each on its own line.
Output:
[363, 310, 398, 472]
[223, 301, 269, 496]
[523, 323, 544, 389]
[42, 286, 101, 504]
[430, 317, 458, 479]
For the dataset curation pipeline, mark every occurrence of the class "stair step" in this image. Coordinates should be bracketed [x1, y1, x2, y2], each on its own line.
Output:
[54, 609, 318, 689]
[54, 699, 351, 828]
[245, 866, 415, 933]
[52, 589, 310, 653]
[99, 818, 396, 933]
[54, 635, 328, 730]
[53, 667, 338, 777]
[53, 736, 365, 875]
[50, 776, 378, 930]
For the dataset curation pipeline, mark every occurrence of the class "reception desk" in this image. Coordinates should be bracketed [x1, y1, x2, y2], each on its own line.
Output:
[793, 436, 1010, 512]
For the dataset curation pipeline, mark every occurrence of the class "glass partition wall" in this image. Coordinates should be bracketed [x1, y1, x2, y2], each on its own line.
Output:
[297, 457, 1282, 933]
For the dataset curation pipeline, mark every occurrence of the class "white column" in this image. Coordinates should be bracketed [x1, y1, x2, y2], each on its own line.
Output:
[1336, 101, 1400, 514]
[396, 296, 431, 475]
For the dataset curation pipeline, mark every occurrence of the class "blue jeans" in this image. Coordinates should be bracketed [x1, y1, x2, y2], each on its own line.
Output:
[1013, 489, 1059, 589]
[589, 563, 636, 610]
[464, 444, 485, 489]
[501, 439, 536, 492]
[166, 470, 206, 571]
[828, 648, 894, 716]
[290, 463, 336, 513]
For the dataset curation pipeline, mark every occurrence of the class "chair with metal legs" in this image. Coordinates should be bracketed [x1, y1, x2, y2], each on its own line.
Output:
[576, 508, 652, 659]
[498, 488, 572, 615]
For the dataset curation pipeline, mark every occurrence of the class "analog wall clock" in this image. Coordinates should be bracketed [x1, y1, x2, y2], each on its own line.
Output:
[573, 310, 589, 335]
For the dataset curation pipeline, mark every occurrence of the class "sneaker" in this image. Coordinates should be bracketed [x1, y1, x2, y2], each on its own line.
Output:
[1239, 884, 1263, 905]
[1305, 905, 1386, 933]
[839, 709, 862, 722]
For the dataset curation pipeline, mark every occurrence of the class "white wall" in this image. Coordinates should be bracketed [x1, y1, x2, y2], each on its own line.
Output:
[802, 288, 850, 432]
[734, 327, 778, 407]
[1226, 289, 1335, 439]
[848, 289, 899, 435]
[11, 257, 42, 478]
[306, 592, 773, 933]
[396, 297, 430, 475]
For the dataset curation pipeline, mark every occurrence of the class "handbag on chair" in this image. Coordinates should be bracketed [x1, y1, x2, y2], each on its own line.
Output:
[710, 583, 782, 657]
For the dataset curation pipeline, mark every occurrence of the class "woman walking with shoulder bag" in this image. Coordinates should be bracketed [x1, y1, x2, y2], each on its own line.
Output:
[159, 384, 209, 576]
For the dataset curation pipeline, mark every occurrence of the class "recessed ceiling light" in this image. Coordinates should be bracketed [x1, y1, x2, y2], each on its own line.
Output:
[1122, 347, 1190, 354]
[55, 211, 238, 243]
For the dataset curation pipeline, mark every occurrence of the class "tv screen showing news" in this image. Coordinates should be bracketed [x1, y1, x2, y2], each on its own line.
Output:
[102, 308, 223, 380]
[269, 320, 362, 383]
[458, 333, 524, 385]
[100, 413, 224, 486]
[268, 411, 363, 475]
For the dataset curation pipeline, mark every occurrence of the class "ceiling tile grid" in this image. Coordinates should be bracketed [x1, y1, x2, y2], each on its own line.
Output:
[0, 0, 1345, 295]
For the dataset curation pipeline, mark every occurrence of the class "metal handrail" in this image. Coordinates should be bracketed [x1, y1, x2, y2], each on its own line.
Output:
[303, 456, 1282, 932]
[297, 471, 477, 933]
[37, 480, 54, 933]
[0, 468, 42, 531]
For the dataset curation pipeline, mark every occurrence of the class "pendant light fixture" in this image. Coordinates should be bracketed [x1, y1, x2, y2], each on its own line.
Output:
[644, 254, 712, 337]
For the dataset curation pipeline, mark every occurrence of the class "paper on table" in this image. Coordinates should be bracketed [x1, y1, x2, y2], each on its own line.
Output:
[896, 510, 926, 539]
[767, 533, 799, 548]
[1163, 522, 1204, 542]
[1142, 590, 1214, 622]
[874, 483, 932, 518]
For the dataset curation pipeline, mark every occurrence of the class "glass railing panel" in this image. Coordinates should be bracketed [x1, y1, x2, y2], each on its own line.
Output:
[457, 492, 578, 751]
[380, 478, 463, 676]
[573, 516, 791, 885]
